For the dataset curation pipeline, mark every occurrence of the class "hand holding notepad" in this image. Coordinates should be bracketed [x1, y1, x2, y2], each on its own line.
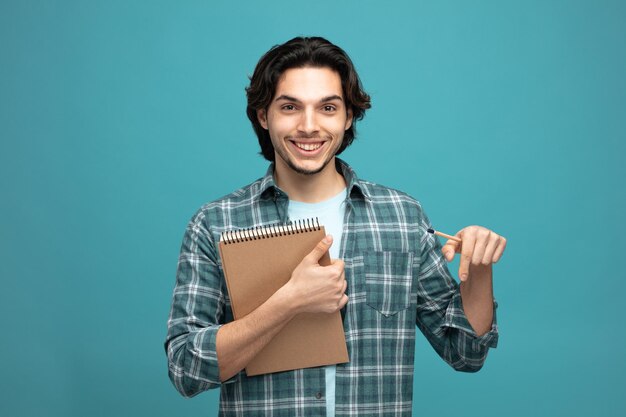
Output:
[284, 234, 349, 315]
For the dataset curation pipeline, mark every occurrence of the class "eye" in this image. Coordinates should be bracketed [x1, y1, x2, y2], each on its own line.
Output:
[323, 105, 336, 112]
[281, 104, 296, 111]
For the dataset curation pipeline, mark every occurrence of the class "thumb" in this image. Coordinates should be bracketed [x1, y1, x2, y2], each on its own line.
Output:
[442, 239, 460, 262]
[304, 235, 333, 265]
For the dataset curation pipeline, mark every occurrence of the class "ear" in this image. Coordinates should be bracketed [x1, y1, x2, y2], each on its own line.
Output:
[344, 108, 353, 131]
[257, 109, 268, 130]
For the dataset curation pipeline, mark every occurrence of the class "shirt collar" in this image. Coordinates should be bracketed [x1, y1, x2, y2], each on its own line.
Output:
[257, 158, 371, 202]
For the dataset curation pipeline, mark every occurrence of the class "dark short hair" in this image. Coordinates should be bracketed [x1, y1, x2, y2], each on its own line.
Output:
[246, 36, 371, 161]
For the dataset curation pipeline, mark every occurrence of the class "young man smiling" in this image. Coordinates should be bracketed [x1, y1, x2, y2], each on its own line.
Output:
[258, 66, 353, 202]
[166, 37, 506, 417]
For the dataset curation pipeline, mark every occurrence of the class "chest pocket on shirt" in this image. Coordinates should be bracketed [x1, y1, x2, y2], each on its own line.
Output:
[364, 251, 414, 317]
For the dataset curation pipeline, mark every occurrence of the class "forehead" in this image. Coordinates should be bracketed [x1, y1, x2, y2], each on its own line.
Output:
[275, 67, 343, 100]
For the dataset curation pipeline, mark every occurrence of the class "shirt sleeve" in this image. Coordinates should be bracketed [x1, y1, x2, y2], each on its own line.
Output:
[164, 213, 238, 397]
[414, 211, 499, 372]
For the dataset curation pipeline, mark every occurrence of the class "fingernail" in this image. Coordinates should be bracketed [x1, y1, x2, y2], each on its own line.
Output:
[323, 235, 332, 244]
[461, 273, 468, 281]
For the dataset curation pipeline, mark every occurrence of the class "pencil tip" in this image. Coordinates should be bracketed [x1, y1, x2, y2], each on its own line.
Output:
[427, 228, 434, 234]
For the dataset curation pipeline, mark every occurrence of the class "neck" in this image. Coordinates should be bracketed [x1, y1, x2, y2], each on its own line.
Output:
[274, 158, 346, 203]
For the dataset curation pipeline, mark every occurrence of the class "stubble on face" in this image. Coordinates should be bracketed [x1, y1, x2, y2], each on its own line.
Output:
[274, 133, 341, 176]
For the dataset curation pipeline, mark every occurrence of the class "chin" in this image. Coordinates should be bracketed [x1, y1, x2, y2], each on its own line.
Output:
[288, 162, 327, 176]
[286, 155, 335, 176]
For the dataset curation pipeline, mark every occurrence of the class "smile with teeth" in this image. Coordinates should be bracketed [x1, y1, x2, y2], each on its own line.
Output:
[293, 142, 323, 151]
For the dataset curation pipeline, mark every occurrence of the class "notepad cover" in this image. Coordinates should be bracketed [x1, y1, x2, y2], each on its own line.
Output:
[218, 225, 349, 376]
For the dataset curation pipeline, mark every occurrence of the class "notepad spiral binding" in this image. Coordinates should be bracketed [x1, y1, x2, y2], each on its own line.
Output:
[220, 218, 321, 244]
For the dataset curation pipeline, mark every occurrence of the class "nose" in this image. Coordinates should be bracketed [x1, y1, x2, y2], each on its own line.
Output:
[297, 108, 319, 136]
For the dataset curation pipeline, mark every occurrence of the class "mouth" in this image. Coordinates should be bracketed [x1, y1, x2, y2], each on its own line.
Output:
[288, 139, 326, 155]
[293, 141, 323, 151]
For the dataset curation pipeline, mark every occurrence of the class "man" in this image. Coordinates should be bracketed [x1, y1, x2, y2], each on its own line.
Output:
[165, 36, 506, 416]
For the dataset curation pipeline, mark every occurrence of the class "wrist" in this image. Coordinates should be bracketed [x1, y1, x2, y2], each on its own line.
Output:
[461, 264, 493, 298]
[468, 263, 493, 280]
[273, 282, 303, 317]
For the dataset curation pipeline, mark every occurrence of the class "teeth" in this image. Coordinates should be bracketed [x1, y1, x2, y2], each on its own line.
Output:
[295, 142, 322, 151]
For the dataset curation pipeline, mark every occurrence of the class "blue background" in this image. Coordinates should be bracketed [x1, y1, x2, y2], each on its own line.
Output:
[2, 1, 625, 416]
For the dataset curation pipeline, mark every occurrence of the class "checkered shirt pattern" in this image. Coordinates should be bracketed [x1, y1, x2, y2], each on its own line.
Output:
[165, 159, 498, 417]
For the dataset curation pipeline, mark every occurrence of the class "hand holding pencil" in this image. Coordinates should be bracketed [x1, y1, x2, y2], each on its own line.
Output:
[428, 226, 507, 282]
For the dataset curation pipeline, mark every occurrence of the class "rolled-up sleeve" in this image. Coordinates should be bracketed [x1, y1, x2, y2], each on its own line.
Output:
[164, 213, 237, 398]
[415, 214, 499, 373]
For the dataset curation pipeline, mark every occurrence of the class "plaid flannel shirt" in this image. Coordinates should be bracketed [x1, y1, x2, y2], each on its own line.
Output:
[165, 159, 498, 417]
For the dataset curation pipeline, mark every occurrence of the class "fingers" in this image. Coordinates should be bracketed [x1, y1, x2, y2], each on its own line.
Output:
[339, 293, 349, 309]
[471, 228, 491, 265]
[334, 261, 348, 310]
[337, 275, 349, 309]
[329, 258, 346, 289]
[331, 258, 345, 270]
[304, 235, 333, 265]
[458, 232, 476, 281]
[493, 237, 507, 263]
[328, 258, 345, 278]
[441, 237, 461, 262]
[453, 226, 506, 281]
[481, 232, 506, 264]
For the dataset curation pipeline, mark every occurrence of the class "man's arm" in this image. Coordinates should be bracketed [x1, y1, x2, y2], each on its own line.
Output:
[165, 218, 228, 397]
[415, 214, 504, 372]
[442, 226, 506, 336]
[165, 221, 348, 397]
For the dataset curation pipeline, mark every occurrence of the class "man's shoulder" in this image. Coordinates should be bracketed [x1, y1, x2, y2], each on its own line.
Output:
[351, 177, 431, 228]
[356, 178, 424, 211]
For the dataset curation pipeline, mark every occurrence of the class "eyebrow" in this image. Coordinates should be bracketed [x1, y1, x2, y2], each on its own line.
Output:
[274, 94, 343, 103]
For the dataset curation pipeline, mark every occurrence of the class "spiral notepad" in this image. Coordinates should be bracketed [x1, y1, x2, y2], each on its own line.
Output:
[218, 218, 349, 376]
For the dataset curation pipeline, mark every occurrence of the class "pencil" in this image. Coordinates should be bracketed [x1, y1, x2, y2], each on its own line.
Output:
[426, 228, 462, 243]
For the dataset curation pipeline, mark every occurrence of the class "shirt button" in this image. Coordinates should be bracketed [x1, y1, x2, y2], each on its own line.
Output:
[315, 392, 323, 400]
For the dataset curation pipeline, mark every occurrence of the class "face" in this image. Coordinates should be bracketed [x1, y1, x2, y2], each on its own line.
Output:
[257, 66, 353, 176]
